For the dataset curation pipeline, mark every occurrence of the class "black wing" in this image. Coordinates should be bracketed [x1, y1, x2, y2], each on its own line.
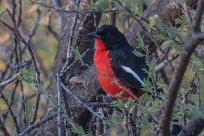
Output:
[109, 46, 148, 92]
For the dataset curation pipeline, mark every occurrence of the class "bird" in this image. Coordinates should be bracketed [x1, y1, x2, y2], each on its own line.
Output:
[87, 25, 149, 99]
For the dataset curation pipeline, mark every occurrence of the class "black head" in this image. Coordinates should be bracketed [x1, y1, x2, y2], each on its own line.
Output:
[87, 25, 128, 50]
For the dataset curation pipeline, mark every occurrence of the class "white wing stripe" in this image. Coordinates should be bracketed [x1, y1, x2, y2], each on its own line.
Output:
[121, 65, 144, 85]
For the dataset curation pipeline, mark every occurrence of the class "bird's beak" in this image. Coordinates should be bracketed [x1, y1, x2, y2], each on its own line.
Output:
[87, 32, 100, 39]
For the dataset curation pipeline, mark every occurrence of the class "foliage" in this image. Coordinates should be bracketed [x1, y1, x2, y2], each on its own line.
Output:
[71, 124, 92, 136]
[104, 116, 122, 125]
[87, 0, 109, 11]
[71, 46, 84, 65]
[17, 68, 46, 94]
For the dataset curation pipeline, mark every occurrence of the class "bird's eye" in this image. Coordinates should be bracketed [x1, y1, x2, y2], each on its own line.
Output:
[97, 31, 105, 37]
[98, 31, 111, 38]
[105, 32, 111, 37]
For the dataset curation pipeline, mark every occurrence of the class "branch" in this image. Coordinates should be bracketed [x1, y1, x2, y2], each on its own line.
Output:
[159, 0, 204, 135]
[61, 83, 104, 120]
[155, 55, 179, 72]
[56, 74, 62, 136]
[0, 72, 21, 88]
[2, 81, 19, 122]
[0, 118, 10, 136]
[0, 59, 32, 88]
[19, 113, 57, 136]
[0, 92, 21, 134]
[27, 10, 42, 126]
[66, 0, 80, 59]
[51, 0, 62, 33]
[31, 1, 120, 14]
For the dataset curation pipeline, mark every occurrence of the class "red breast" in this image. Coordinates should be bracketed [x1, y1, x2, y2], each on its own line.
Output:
[94, 39, 142, 99]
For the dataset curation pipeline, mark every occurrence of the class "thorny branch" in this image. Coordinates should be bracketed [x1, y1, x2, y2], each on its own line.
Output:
[66, 0, 81, 59]
[56, 74, 62, 136]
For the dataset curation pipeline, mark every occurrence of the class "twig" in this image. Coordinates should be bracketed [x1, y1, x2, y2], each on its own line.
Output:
[51, 0, 62, 33]
[61, 49, 89, 74]
[0, 92, 21, 134]
[19, 113, 57, 136]
[17, 0, 22, 27]
[2, 81, 19, 122]
[15, 86, 24, 134]
[155, 55, 179, 72]
[11, 0, 17, 26]
[20, 82, 28, 128]
[56, 74, 62, 136]
[66, 0, 80, 59]
[0, 71, 21, 88]
[88, 102, 122, 112]
[61, 83, 104, 120]
[27, 9, 41, 46]
[197, 76, 201, 108]
[159, 1, 204, 135]
[0, 52, 14, 82]
[47, 13, 59, 40]
[31, 1, 120, 14]
[0, 118, 10, 136]
[27, 10, 42, 126]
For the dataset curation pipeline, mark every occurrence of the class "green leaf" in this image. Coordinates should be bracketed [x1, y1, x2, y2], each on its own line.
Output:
[104, 116, 121, 125]
[154, 31, 168, 43]
[87, 0, 109, 11]
[175, 16, 188, 26]
[111, 100, 124, 109]
[17, 69, 36, 85]
[71, 124, 92, 136]
[71, 46, 84, 65]
[132, 49, 145, 57]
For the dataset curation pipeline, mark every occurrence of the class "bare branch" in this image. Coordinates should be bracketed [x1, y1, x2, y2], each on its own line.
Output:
[0, 72, 21, 88]
[155, 55, 179, 72]
[19, 113, 57, 136]
[0, 119, 10, 136]
[56, 74, 62, 136]
[66, 0, 80, 59]
[31, 1, 120, 14]
[0, 92, 21, 134]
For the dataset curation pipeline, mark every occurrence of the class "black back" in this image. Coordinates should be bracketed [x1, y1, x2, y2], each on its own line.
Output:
[109, 46, 148, 92]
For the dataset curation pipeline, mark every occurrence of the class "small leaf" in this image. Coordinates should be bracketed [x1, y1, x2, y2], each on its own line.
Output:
[71, 46, 84, 65]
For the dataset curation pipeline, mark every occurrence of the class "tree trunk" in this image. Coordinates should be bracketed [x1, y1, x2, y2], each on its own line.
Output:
[35, 1, 101, 135]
